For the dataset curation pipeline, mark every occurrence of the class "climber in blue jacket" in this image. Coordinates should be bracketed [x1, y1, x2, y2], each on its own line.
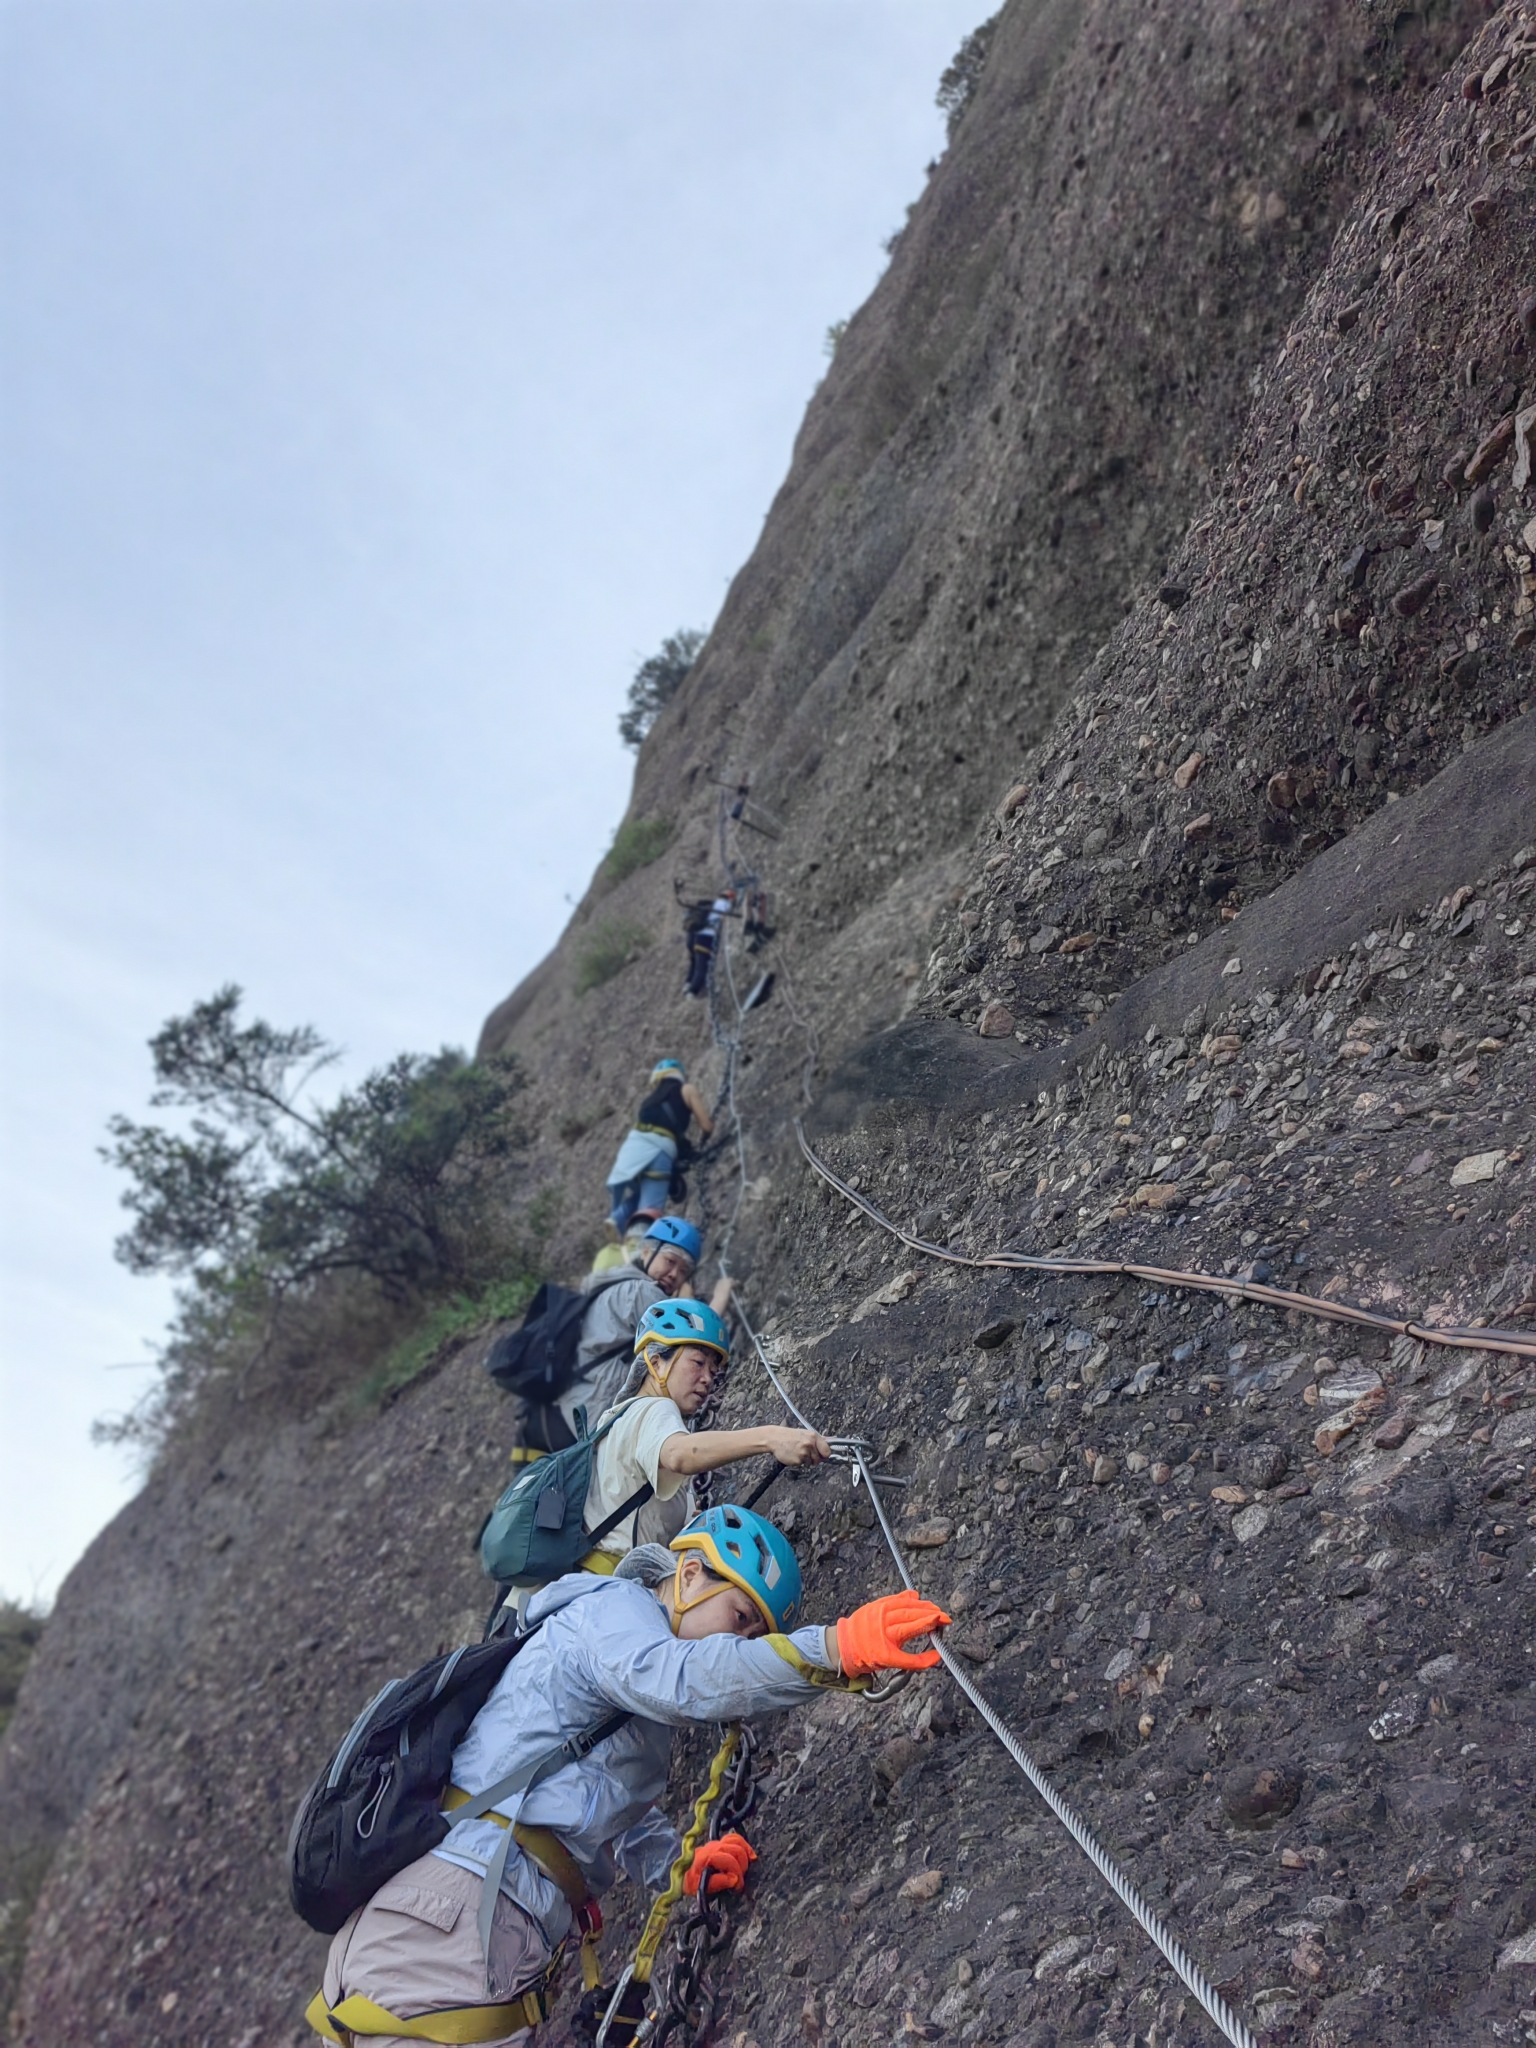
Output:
[310, 1506, 948, 2047]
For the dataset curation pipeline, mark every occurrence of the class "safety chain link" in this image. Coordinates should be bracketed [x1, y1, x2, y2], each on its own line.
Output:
[650, 1724, 761, 2048]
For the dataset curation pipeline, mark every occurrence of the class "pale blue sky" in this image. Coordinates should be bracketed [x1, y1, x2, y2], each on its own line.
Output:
[0, 1, 984, 1599]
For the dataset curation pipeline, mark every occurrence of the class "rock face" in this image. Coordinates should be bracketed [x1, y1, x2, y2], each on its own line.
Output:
[6, 4, 1536, 2045]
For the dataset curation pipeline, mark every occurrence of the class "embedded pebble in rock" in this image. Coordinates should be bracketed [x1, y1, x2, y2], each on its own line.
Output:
[973, 1319, 1016, 1350]
[977, 1001, 1016, 1039]
[875, 1736, 926, 1788]
[1317, 1365, 1384, 1407]
[1450, 1149, 1506, 1185]
[1232, 1503, 1271, 1543]
[1090, 1455, 1118, 1485]
[1369, 1693, 1426, 1742]
[1465, 413, 1517, 483]
[1222, 1764, 1303, 1828]
[1033, 1935, 1087, 1982]
[1391, 569, 1439, 618]
[1513, 402, 1536, 490]
[899, 1519, 953, 1550]
[898, 1869, 944, 1903]
[1239, 1442, 1289, 1489]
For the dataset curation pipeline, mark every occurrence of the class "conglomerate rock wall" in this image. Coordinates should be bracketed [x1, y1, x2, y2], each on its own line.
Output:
[6, 5, 1535, 2045]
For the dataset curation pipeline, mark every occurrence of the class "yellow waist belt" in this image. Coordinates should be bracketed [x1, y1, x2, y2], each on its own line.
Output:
[305, 1984, 548, 2043]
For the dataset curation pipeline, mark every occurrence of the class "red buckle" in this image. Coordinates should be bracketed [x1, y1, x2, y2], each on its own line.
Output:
[578, 1899, 603, 1938]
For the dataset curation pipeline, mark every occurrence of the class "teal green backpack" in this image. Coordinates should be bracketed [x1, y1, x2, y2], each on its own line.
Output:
[479, 1403, 654, 1588]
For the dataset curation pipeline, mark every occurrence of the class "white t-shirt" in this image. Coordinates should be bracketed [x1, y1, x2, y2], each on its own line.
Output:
[584, 1396, 692, 1559]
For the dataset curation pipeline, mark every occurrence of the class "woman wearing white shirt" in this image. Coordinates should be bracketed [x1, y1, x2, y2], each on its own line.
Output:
[582, 1299, 829, 1565]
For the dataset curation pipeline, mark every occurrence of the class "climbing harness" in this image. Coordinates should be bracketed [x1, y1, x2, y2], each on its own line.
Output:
[727, 1289, 1260, 2048]
[793, 1119, 1536, 1363]
[592, 1723, 761, 2048]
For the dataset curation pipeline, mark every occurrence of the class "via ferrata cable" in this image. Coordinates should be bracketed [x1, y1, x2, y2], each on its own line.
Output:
[728, 1288, 1259, 2048]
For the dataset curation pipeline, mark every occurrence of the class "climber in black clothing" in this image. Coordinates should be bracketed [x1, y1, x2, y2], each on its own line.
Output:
[683, 889, 736, 998]
[604, 1059, 716, 1232]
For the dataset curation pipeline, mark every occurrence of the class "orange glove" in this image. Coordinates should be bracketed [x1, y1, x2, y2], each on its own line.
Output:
[836, 1591, 950, 1679]
[684, 1831, 757, 1897]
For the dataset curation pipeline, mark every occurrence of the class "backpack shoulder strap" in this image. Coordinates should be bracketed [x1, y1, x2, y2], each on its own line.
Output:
[586, 1480, 655, 1549]
[448, 1697, 634, 1957]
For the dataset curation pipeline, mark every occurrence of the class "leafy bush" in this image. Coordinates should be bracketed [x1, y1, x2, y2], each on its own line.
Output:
[601, 814, 674, 888]
[618, 629, 706, 751]
[0, 1600, 45, 1740]
[823, 318, 849, 360]
[936, 12, 1000, 140]
[103, 987, 526, 1301]
[574, 919, 653, 996]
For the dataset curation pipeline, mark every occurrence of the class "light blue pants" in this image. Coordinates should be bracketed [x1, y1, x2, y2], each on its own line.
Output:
[606, 1127, 677, 1231]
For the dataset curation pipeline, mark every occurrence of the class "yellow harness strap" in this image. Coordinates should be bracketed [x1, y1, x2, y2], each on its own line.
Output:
[506, 1446, 545, 1466]
[304, 1987, 546, 2042]
[579, 1548, 618, 1575]
[439, 1790, 604, 1993]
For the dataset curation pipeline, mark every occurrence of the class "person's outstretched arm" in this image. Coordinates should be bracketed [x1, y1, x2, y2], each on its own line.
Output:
[571, 1586, 950, 1725]
[658, 1424, 829, 1476]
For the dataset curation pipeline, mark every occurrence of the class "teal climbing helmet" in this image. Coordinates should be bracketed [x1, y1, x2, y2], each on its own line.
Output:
[642, 1215, 702, 1264]
[671, 1503, 802, 1632]
[650, 1058, 685, 1083]
[634, 1297, 730, 1360]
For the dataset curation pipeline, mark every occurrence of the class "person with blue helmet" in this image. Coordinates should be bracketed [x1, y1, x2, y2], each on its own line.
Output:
[313, 1508, 948, 2047]
[580, 1298, 829, 1571]
[603, 1059, 714, 1234]
[547, 1216, 731, 1455]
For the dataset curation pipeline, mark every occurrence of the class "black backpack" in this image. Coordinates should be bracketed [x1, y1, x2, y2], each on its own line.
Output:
[484, 1277, 632, 1405]
[287, 1629, 629, 1935]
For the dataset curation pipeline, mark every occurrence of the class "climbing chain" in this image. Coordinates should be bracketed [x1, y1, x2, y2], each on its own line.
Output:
[793, 1118, 1536, 1362]
[727, 1288, 1258, 2048]
[650, 1724, 761, 2048]
[592, 1725, 761, 2048]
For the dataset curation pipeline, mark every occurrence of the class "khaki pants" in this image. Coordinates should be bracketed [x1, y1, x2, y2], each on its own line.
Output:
[321, 1853, 554, 2046]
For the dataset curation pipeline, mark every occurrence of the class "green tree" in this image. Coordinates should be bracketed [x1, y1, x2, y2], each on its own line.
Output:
[103, 987, 525, 1301]
[936, 12, 1000, 141]
[0, 1600, 45, 1739]
[619, 628, 706, 751]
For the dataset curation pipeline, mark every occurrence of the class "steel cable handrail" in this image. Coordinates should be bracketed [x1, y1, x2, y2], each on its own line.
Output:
[793, 1119, 1536, 1362]
[727, 1289, 1258, 2048]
